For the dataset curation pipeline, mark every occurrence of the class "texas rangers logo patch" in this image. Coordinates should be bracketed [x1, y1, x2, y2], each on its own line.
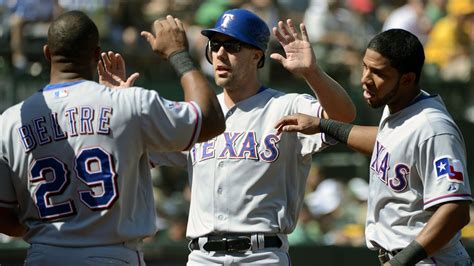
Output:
[434, 156, 464, 183]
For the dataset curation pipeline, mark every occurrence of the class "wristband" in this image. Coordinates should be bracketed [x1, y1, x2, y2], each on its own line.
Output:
[389, 240, 427, 266]
[168, 50, 196, 77]
[319, 118, 353, 144]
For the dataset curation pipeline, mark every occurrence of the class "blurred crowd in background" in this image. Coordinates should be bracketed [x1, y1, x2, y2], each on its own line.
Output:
[0, 0, 473, 250]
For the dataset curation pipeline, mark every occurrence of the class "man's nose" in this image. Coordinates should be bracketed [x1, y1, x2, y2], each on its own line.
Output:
[361, 70, 371, 85]
[217, 45, 226, 56]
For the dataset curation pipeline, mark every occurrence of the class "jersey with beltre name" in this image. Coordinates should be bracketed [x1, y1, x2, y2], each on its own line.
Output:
[151, 88, 335, 239]
[0, 80, 202, 246]
[365, 91, 472, 252]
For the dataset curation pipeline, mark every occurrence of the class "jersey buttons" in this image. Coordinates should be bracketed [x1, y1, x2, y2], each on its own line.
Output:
[218, 161, 224, 168]
[217, 187, 223, 194]
[218, 215, 224, 220]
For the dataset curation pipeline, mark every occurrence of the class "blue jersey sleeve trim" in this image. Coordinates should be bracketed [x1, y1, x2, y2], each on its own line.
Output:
[424, 193, 472, 208]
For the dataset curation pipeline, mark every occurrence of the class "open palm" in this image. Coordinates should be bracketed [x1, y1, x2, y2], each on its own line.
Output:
[270, 19, 316, 76]
[98, 51, 139, 88]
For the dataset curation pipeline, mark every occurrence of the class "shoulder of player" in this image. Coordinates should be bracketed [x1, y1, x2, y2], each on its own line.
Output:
[258, 90, 320, 116]
[417, 112, 461, 140]
[98, 84, 163, 107]
[0, 103, 23, 145]
[415, 96, 457, 128]
[262, 89, 315, 103]
[0, 100, 25, 123]
[405, 98, 461, 140]
[98, 83, 150, 96]
[73, 82, 157, 109]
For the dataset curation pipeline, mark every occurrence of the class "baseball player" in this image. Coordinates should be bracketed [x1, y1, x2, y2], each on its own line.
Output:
[145, 9, 356, 265]
[275, 29, 472, 266]
[0, 11, 224, 266]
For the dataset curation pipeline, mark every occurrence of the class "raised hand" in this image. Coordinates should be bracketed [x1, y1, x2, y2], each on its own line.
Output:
[270, 19, 316, 77]
[98, 51, 139, 88]
[141, 15, 188, 60]
[274, 113, 321, 135]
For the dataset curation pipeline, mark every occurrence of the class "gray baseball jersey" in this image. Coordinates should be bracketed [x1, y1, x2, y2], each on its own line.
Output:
[0, 80, 202, 246]
[366, 91, 472, 259]
[152, 87, 334, 239]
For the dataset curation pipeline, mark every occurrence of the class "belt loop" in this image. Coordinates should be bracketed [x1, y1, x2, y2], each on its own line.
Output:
[250, 234, 258, 251]
[198, 237, 208, 251]
[257, 234, 265, 249]
[277, 234, 289, 251]
[123, 239, 143, 251]
[187, 240, 193, 252]
[378, 249, 390, 265]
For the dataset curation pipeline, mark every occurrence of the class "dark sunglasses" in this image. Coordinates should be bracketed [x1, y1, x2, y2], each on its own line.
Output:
[209, 39, 244, 53]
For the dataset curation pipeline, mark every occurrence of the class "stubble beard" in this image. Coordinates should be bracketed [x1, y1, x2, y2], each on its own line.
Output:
[367, 77, 401, 109]
[215, 73, 232, 88]
[216, 73, 241, 92]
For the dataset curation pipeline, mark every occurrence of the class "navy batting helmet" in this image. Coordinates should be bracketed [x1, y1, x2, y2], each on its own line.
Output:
[201, 9, 270, 68]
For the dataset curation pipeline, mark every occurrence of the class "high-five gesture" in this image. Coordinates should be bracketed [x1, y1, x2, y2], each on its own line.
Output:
[141, 15, 189, 59]
[271, 18, 355, 122]
[98, 51, 139, 88]
[98, 15, 190, 88]
[270, 19, 316, 77]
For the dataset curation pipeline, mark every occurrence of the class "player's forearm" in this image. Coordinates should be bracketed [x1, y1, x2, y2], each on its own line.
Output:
[181, 70, 225, 142]
[303, 64, 356, 123]
[388, 201, 470, 265]
[316, 119, 376, 156]
[346, 125, 378, 156]
[415, 201, 470, 256]
[0, 207, 26, 237]
[168, 50, 225, 142]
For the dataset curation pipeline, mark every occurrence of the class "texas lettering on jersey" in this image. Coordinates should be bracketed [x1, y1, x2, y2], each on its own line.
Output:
[17, 106, 113, 153]
[189, 131, 280, 164]
[370, 140, 409, 192]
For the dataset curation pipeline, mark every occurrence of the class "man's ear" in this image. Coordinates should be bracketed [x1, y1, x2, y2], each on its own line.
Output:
[94, 46, 101, 62]
[401, 72, 416, 87]
[43, 45, 51, 62]
[255, 50, 264, 66]
[257, 50, 264, 61]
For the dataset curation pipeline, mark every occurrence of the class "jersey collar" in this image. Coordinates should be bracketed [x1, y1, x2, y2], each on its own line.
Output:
[42, 80, 86, 92]
[257, 86, 267, 94]
[408, 90, 435, 107]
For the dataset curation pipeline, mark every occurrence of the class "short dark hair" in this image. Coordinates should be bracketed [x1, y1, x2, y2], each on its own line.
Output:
[367, 29, 425, 83]
[47, 10, 99, 60]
